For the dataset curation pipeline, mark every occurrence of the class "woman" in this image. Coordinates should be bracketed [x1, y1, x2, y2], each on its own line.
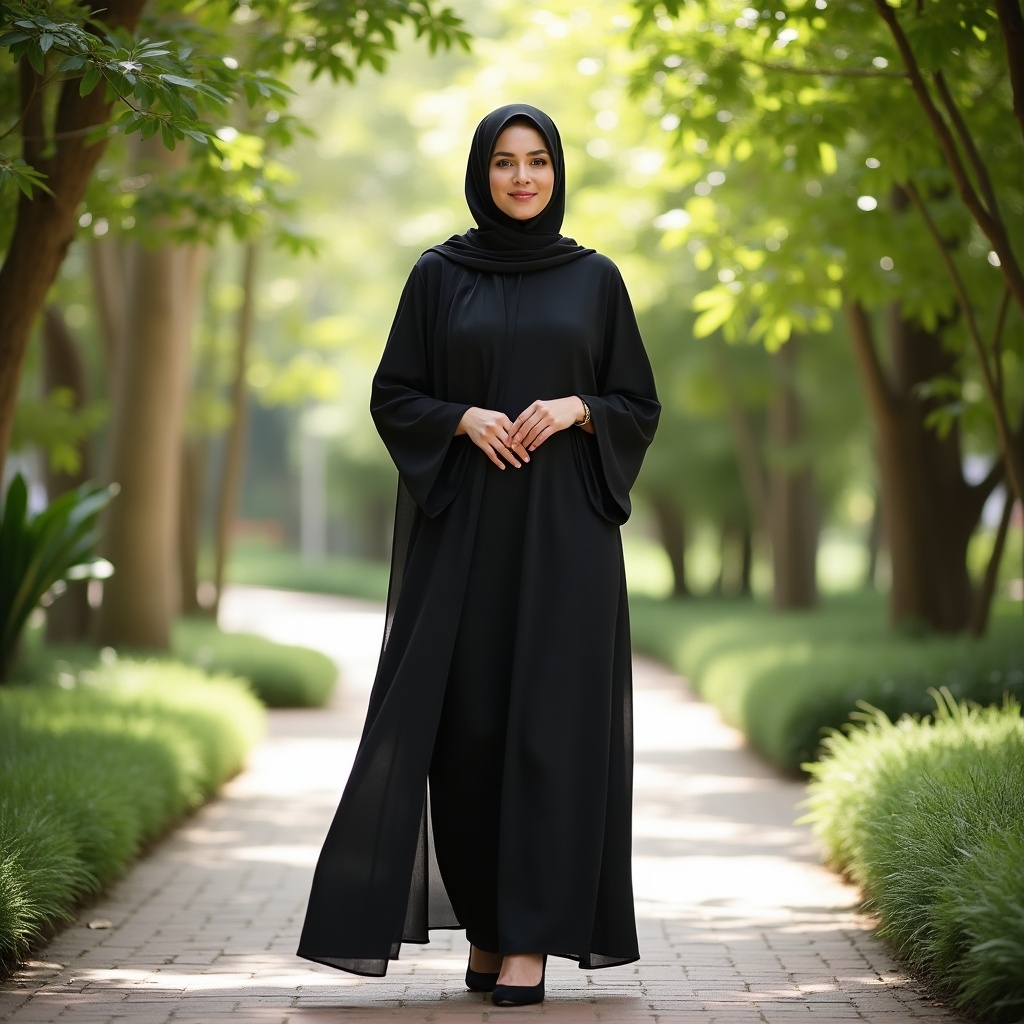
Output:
[297, 103, 660, 1007]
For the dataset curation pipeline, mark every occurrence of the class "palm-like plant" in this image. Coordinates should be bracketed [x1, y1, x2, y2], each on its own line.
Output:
[0, 474, 116, 682]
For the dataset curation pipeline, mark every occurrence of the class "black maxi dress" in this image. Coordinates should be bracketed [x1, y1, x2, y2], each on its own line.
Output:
[297, 245, 660, 977]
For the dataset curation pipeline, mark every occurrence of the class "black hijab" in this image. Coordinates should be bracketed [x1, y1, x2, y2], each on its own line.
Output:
[430, 103, 594, 273]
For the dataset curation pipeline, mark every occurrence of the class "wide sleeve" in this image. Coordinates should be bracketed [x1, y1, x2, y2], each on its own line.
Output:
[370, 261, 472, 517]
[574, 266, 661, 524]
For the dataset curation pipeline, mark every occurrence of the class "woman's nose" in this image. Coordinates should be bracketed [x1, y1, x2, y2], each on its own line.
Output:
[512, 165, 531, 183]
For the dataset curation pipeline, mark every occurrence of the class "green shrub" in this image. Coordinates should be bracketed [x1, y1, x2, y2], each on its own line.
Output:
[173, 619, 337, 708]
[629, 593, 1024, 770]
[0, 660, 264, 967]
[804, 694, 1024, 1022]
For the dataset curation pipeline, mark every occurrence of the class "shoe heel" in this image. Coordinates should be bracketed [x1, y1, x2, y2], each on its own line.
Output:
[466, 948, 500, 993]
[491, 955, 546, 1007]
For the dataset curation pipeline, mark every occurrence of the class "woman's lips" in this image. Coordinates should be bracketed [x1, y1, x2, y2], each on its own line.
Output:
[509, 191, 536, 201]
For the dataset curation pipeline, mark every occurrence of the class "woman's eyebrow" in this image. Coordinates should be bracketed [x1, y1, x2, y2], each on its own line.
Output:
[492, 149, 551, 157]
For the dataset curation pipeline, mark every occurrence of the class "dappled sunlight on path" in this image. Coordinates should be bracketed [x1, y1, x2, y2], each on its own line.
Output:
[0, 587, 958, 1023]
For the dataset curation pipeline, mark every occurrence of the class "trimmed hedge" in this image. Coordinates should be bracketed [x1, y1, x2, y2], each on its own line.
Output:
[173, 619, 337, 708]
[14, 618, 338, 709]
[0, 660, 264, 968]
[804, 694, 1024, 1022]
[629, 593, 1024, 770]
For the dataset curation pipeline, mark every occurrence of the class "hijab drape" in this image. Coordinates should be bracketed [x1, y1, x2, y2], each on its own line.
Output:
[430, 103, 594, 273]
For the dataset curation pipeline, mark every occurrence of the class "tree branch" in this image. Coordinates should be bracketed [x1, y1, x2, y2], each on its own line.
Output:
[733, 52, 907, 79]
[932, 69, 1001, 226]
[844, 299, 895, 424]
[994, 0, 1024, 142]
[874, 0, 1024, 317]
[969, 483, 1014, 638]
[904, 179, 1024, 506]
[993, 286, 1011, 398]
[972, 457, 1006, 509]
[46, 0, 148, 190]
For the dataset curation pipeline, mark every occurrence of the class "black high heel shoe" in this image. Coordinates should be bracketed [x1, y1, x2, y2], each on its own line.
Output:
[491, 955, 546, 1007]
[465, 948, 500, 993]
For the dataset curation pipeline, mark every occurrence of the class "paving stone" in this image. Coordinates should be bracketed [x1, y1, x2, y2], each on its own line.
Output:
[0, 588, 964, 1024]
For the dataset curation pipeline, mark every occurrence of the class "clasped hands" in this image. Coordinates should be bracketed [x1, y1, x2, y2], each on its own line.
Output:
[456, 397, 590, 470]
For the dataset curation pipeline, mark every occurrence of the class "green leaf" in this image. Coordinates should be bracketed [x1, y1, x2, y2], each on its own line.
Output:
[79, 65, 101, 96]
[819, 142, 838, 175]
[26, 42, 44, 74]
[694, 300, 735, 338]
[57, 53, 88, 73]
[159, 73, 198, 89]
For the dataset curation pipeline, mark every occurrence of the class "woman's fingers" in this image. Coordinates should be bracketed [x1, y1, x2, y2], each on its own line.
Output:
[510, 398, 578, 451]
[495, 437, 521, 468]
[465, 408, 525, 468]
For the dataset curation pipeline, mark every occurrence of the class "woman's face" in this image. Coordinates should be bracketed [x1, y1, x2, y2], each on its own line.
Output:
[488, 124, 555, 221]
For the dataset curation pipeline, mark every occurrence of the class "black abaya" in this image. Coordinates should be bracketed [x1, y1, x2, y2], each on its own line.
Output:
[297, 248, 660, 976]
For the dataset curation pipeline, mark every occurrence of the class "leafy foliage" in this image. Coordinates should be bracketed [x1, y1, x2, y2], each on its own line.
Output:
[0, 474, 114, 681]
[628, 0, 1024, 434]
[0, 0, 470, 197]
[9, 389, 107, 475]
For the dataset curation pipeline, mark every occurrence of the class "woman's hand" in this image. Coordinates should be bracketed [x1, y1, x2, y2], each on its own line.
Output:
[509, 397, 590, 452]
[455, 406, 529, 469]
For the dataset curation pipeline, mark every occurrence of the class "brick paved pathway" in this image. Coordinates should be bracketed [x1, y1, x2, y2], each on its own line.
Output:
[0, 588, 959, 1024]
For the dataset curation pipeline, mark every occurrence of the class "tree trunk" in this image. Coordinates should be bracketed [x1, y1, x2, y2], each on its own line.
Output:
[767, 337, 819, 610]
[716, 346, 769, 540]
[739, 526, 753, 596]
[40, 306, 92, 643]
[717, 521, 750, 597]
[864, 490, 884, 589]
[0, 1, 148, 482]
[96, 139, 194, 650]
[845, 301, 999, 632]
[89, 238, 129, 390]
[211, 242, 259, 618]
[178, 436, 203, 617]
[648, 490, 689, 597]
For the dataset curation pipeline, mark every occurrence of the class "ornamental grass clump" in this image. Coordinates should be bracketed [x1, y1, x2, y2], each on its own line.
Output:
[804, 691, 1024, 1022]
[0, 660, 264, 969]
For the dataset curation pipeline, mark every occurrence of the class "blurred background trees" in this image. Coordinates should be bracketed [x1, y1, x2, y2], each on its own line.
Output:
[2, 0, 1021, 658]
